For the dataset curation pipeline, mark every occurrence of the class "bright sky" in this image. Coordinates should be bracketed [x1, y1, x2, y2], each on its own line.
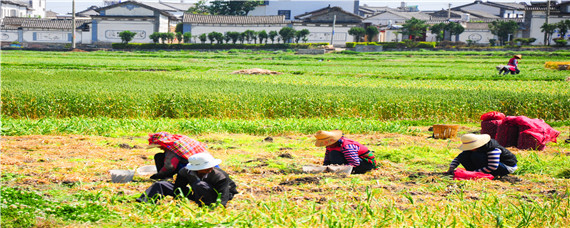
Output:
[46, 0, 531, 15]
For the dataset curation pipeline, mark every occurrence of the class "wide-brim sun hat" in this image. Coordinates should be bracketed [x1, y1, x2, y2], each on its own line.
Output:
[458, 134, 491, 151]
[185, 153, 222, 171]
[514, 54, 522, 59]
[314, 130, 342, 147]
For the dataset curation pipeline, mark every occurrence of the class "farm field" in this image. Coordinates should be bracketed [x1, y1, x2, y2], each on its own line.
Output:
[1, 50, 570, 227]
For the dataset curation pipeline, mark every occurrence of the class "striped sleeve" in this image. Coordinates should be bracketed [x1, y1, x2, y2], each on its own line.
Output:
[342, 144, 361, 167]
[449, 156, 460, 169]
[475, 149, 502, 173]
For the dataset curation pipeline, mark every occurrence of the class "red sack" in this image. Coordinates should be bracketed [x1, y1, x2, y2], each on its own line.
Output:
[480, 119, 503, 139]
[453, 168, 494, 180]
[480, 111, 506, 121]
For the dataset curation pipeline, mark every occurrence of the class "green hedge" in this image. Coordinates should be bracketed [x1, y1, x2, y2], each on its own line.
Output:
[345, 42, 379, 48]
[112, 43, 329, 50]
[346, 42, 436, 49]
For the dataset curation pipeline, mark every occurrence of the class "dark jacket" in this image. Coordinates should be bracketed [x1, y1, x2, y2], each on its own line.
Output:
[475, 139, 517, 167]
[175, 167, 238, 206]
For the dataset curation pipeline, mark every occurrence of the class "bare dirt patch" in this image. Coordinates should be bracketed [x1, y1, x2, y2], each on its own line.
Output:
[232, 68, 282, 75]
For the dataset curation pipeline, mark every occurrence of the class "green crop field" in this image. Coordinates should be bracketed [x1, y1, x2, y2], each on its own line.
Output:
[1, 50, 569, 227]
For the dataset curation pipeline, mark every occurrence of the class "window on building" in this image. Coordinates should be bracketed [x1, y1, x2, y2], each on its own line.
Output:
[277, 10, 291, 20]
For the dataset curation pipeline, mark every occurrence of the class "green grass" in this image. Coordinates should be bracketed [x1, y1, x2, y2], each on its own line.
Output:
[2, 50, 569, 122]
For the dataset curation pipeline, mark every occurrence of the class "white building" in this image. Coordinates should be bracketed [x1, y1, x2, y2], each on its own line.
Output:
[1, 0, 29, 18]
[91, 1, 179, 44]
[293, 6, 362, 45]
[524, 1, 570, 45]
[249, 0, 359, 19]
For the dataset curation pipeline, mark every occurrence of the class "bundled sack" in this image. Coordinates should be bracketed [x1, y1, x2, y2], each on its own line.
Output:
[480, 111, 506, 121]
[496, 116, 560, 150]
[481, 119, 503, 139]
[496, 120, 520, 147]
[453, 168, 494, 181]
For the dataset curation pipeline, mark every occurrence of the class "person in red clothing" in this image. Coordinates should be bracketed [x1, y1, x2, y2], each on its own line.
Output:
[147, 132, 209, 180]
[499, 54, 521, 75]
[314, 130, 377, 174]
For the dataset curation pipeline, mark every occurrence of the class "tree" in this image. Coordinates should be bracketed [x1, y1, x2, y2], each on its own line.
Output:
[149, 32, 160, 44]
[158, 33, 170, 44]
[250, 31, 258, 44]
[556, 20, 569, 40]
[489, 20, 519, 46]
[209, 0, 260, 15]
[268, 31, 278, 43]
[226, 31, 240, 44]
[175, 23, 183, 34]
[348, 27, 366, 42]
[365, 26, 379, 42]
[186, 0, 210, 14]
[401, 17, 428, 41]
[183, 32, 192, 43]
[258, 30, 268, 44]
[198, 33, 207, 43]
[429, 23, 446, 41]
[238, 33, 245, 44]
[165, 32, 175, 44]
[243, 30, 256, 43]
[212, 32, 224, 44]
[223, 32, 231, 43]
[540, 23, 557, 45]
[279, 27, 296, 43]
[175, 32, 183, 44]
[445, 22, 465, 42]
[119, 30, 136, 44]
[294, 29, 310, 43]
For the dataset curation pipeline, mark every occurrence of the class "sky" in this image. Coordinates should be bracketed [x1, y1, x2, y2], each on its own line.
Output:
[46, 0, 531, 15]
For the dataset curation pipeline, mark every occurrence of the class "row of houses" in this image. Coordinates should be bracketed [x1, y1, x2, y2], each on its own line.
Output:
[2, 0, 570, 47]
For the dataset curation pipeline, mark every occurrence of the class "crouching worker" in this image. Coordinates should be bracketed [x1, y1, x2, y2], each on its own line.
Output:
[137, 153, 238, 207]
[446, 134, 518, 177]
[315, 130, 377, 174]
[147, 132, 208, 180]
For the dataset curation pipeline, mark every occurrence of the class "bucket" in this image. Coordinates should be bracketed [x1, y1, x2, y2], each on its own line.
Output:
[136, 165, 157, 175]
[109, 170, 135, 183]
[433, 124, 459, 139]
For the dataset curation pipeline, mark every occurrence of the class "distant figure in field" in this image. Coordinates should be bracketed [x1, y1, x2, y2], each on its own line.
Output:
[147, 132, 207, 180]
[446, 134, 518, 177]
[314, 130, 377, 174]
[498, 54, 521, 75]
[137, 153, 238, 207]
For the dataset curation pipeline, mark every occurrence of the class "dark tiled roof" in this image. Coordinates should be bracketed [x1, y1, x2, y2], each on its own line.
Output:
[295, 6, 363, 20]
[1, 18, 91, 29]
[183, 14, 287, 24]
[1, 0, 29, 8]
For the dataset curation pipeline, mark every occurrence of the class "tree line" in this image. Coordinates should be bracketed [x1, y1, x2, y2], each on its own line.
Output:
[118, 26, 310, 45]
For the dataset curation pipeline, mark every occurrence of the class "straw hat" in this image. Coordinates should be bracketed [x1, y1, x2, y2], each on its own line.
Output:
[185, 153, 221, 171]
[514, 54, 522, 59]
[458, 134, 491, 151]
[314, 130, 342, 147]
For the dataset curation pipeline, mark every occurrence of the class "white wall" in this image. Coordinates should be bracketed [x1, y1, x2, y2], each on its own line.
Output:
[103, 4, 154, 16]
[1, 30, 19, 42]
[81, 30, 92, 44]
[22, 30, 82, 43]
[459, 30, 495, 44]
[292, 24, 353, 44]
[94, 20, 154, 43]
[159, 14, 170, 33]
[249, 0, 357, 18]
